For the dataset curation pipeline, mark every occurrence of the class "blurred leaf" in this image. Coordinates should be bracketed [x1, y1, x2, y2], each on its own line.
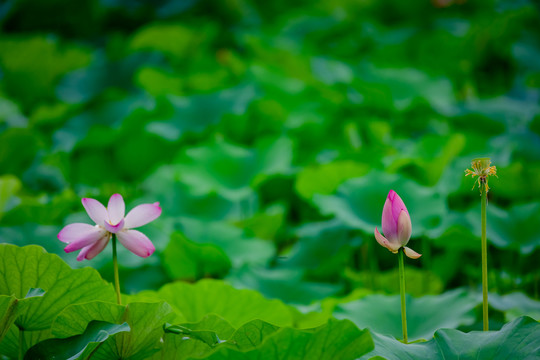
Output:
[147, 84, 258, 142]
[162, 232, 231, 281]
[135, 66, 183, 96]
[172, 136, 292, 201]
[345, 267, 444, 297]
[0, 175, 21, 219]
[357, 64, 456, 115]
[0, 35, 91, 108]
[0, 97, 27, 127]
[295, 160, 370, 199]
[282, 220, 353, 276]
[311, 57, 354, 85]
[141, 166, 235, 221]
[334, 289, 479, 341]
[313, 171, 448, 238]
[129, 23, 200, 60]
[237, 203, 285, 241]
[467, 202, 540, 254]
[387, 134, 466, 187]
[56, 53, 165, 104]
[24, 321, 130, 360]
[228, 266, 342, 305]
[0, 128, 42, 176]
[489, 292, 540, 322]
[178, 219, 274, 268]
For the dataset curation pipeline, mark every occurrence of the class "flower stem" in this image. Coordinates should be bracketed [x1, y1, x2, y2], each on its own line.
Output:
[112, 234, 122, 305]
[398, 248, 408, 343]
[18, 328, 23, 360]
[481, 186, 489, 331]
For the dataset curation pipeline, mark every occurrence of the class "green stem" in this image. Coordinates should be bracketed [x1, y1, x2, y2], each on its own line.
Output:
[398, 248, 408, 343]
[112, 234, 122, 305]
[18, 328, 23, 360]
[481, 186, 489, 331]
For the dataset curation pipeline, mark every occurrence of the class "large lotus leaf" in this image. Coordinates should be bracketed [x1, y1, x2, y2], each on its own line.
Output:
[135, 279, 294, 328]
[146, 84, 258, 142]
[227, 266, 342, 305]
[177, 218, 274, 267]
[0, 35, 91, 108]
[334, 289, 479, 341]
[236, 203, 286, 241]
[56, 53, 165, 104]
[162, 232, 231, 281]
[154, 315, 235, 360]
[24, 320, 130, 360]
[466, 202, 540, 254]
[0, 128, 42, 177]
[356, 64, 456, 115]
[345, 267, 444, 297]
[174, 140, 259, 200]
[172, 136, 291, 201]
[52, 301, 175, 360]
[489, 292, 540, 322]
[0, 244, 115, 330]
[228, 319, 280, 350]
[0, 327, 52, 359]
[0, 175, 21, 219]
[53, 93, 154, 153]
[313, 171, 448, 238]
[385, 133, 466, 187]
[179, 314, 236, 340]
[201, 319, 373, 360]
[494, 160, 540, 203]
[135, 66, 184, 97]
[462, 96, 540, 124]
[0, 224, 68, 262]
[0, 97, 27, 127]
[0, 295, 17, 343]
[141, 165, 236, 221]
[282, 219, 353, 270]
[129, 23, 200, 59]
[362, 316, 540, 360]
[295, 160, 370, 200]
[311, 57, 354, 85]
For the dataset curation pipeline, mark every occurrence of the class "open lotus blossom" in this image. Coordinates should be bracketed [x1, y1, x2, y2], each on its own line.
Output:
[374, 190, 421, 259]
[58, 194, 162, 261]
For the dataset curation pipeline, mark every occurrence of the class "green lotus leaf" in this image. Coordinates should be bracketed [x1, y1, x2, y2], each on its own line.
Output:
[334, 289, 478, 341]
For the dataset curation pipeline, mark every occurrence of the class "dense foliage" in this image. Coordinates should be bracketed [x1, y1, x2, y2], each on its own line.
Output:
[1, 0, 540, 358]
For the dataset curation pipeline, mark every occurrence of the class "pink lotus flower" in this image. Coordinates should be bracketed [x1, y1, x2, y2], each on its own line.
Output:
[374, 190, 421, 259]
[58, 194, 162, 261]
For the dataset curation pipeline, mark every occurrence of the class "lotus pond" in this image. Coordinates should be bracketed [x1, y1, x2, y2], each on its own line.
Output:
[1, 0, 540, 359]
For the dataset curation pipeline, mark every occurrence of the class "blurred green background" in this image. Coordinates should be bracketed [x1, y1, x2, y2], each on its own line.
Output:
[0, 0, 539, 325]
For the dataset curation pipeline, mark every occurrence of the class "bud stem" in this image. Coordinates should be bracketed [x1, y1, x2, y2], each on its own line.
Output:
[481, 184, 489, 331]
[112, 234, 122, 305]
[398, 248, 408, 343]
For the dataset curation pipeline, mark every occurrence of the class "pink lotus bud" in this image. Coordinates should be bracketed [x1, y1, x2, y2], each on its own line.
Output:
[374, 190, 421, 259]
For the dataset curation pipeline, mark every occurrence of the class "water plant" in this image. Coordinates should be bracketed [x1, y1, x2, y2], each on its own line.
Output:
[465, 157, 497, 331]
[58, 194, 162, 304]
[374, 190, 421, 343]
